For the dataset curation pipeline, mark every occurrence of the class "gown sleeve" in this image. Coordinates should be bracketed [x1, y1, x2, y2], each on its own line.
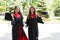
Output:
[25, 17, 29, 26]
[21, 14, 24, 26]
[37, 16, 44, 24]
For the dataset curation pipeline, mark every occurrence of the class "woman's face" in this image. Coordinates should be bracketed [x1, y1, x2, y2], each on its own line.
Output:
[30, 8, 34, 14]
[15, 7, 19, 13]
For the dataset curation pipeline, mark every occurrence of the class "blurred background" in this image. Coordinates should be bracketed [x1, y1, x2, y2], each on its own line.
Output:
[0, 0, 60, 23]
[0, 0, 60, 40]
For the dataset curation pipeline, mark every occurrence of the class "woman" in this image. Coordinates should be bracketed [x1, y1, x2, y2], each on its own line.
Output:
[25, 6, 44, 40]
[11, 6, 28, 40]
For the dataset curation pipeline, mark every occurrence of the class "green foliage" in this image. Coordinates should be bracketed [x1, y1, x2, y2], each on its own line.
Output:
[51, 0, 59, 11]
[22, 2, 27, 9]
[36, 0, 49, 18]
[0, 1, 6, 12]
[0, 6, 5, 12]
[0, 0, 60, 17]
[54, 1, 60, 16]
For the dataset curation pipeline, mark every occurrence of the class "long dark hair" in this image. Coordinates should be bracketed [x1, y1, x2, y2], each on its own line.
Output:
[28, 6, 36, 17]
[13, 6, 21, 14]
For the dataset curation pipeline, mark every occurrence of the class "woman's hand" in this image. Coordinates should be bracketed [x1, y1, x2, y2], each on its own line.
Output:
[25, 24, 28, 27]
[24, 23, 28, 27]
[11, 14, 14, 20]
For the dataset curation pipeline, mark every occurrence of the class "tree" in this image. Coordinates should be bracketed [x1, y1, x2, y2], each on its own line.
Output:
[54, 1, 60, 16]
[36, 0, 49, 18]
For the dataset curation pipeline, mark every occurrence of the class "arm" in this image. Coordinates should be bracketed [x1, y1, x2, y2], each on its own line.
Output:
[37, 16, 44, 24]
[21, 14, 24, 26]
[11, 14, 15, 25]
[11, 14, 14, 20]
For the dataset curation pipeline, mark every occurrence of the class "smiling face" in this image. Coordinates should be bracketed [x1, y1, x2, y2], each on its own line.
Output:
[30, 7, 35, 14]
[14, 6, 20, 14]
[29, 6, 36, 16]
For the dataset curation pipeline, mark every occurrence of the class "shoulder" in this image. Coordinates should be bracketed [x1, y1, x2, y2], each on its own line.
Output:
[36, 15, 42, 19]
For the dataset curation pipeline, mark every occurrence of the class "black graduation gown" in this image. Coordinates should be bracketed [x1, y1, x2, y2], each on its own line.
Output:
[12, 14, 28, 40]
[26, 16, 44, 40]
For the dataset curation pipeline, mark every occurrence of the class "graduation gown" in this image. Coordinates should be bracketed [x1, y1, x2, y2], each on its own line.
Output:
[26, 15, 44, 40]
[12, 13, 28, 40]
